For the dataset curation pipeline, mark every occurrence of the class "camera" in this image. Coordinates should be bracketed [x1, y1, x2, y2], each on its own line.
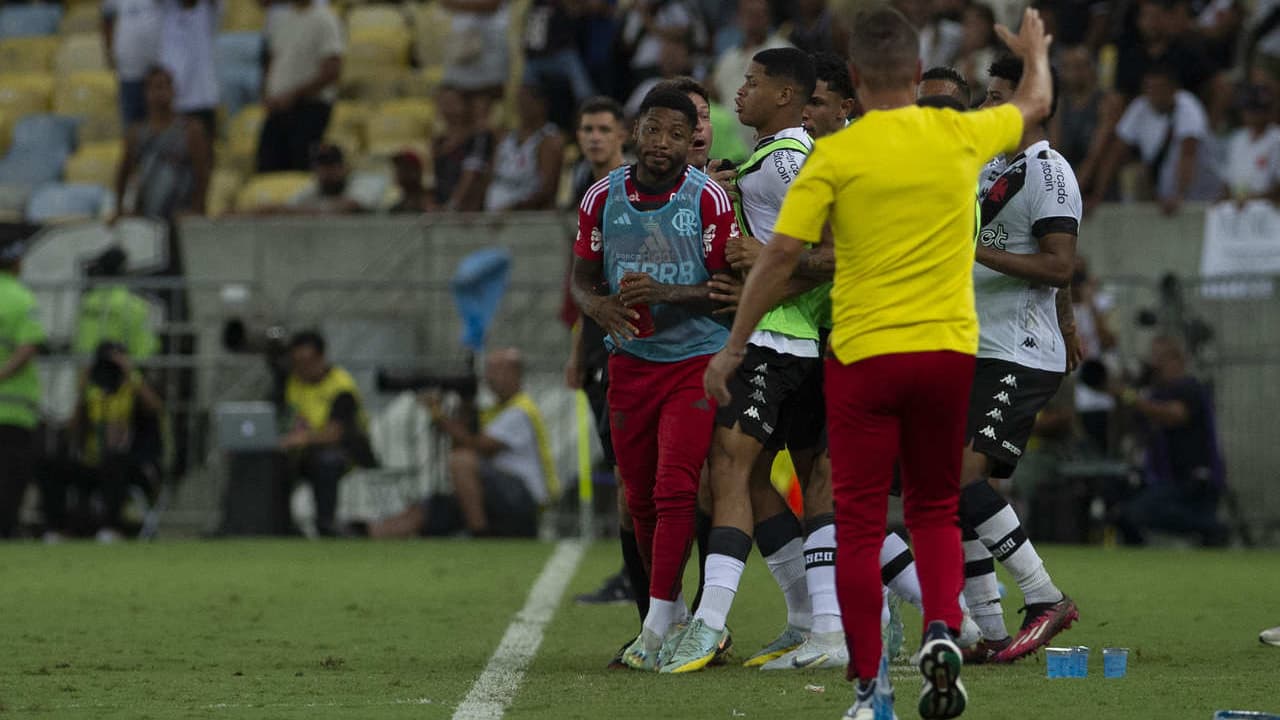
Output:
[89, 341, 127, 393]
[375, 369, 478, 400]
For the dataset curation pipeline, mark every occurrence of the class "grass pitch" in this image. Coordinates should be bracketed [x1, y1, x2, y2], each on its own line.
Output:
[0, 540, 1276, 719]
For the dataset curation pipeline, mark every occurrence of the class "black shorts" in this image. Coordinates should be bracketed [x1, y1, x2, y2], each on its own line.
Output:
[781, 354, 825, 452]
[421, 466, 539, 537]
[715, 344, 820, 451]
[965, 358, 1064, 479]
[582, 363, 614, 467]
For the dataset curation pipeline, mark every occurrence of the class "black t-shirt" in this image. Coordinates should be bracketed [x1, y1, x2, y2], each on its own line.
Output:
[1148, 376, 1217, 486]
[433, 131, 496, 207]
[524, 0, 577, 57]
[1115, 37, 1215, 98]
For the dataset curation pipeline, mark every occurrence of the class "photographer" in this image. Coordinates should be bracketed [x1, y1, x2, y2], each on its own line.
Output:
[1112, 334, 1229, 547]
[0, 238, 44, 538]
[368, 348, 555, 538]
[280, 330, 373, 537]
[42, 342, 163, 542]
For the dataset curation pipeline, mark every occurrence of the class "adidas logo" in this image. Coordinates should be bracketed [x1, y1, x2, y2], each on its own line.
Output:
[979, 425, 997, 440]
[992, 391, 1011, 406]
[986, 408, 1004, 422]
[754, 363, 769, 374]
[612, 214, 633, 226]
[1022, 337, 1038, 349]
[749, 375, 768, 388]
[744, 406, 761, 420]
[1000, 374, 1018, 388]
[749, 390, 767, 403]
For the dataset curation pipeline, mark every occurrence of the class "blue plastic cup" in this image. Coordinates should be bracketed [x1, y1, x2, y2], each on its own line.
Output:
[1073, 646, 1090, 677]
[1045, 647, 1071, 678]
[1213, 713, 1280, 719]
[1103, 648, 1128, 678]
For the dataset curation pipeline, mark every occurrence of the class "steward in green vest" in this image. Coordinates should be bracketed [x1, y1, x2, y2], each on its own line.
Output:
[73, 246, 159, 361]
[0, 238, 45, 537]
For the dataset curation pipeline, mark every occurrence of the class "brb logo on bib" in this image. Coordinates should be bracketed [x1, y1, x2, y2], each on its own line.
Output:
[672, 209, 699, 237]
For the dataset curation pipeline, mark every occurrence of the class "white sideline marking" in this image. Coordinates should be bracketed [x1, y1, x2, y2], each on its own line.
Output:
[451, 540, 586, 720]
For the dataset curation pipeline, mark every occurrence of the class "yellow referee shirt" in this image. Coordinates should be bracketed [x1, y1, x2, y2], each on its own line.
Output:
[773, 103, 1023, 365]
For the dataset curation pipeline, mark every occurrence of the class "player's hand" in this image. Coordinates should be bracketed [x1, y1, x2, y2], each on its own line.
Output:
[703, 347, 744, 406]
[725, 236, 762, 272]
[995, 8, 1052, 61]
[618, 272, 666, 306]
[708, 273, 743, 315]
[1064, 328, 1084, 372]
[280, 428, 309, 450]
[586, 294, 640, 345]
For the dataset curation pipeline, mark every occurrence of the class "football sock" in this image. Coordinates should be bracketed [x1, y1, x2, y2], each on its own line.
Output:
[691, 508, 712, 613]
[804, 514, 841, 634]
[643, 598, 678, 648]
[962, 522, 1008, 641]
[962, 481, 1063, 607]
[756, 512, 812, 631]
[695, 527, 752, 632]
[620, 528, 650, 624]
[879, 530, 923, 612]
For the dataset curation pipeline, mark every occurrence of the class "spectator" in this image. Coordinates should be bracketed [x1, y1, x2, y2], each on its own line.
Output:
[43, 342, 164, 543]
[441, 0, 511, 131]
[258, 143, 383, 214]
[256, 0, 344, 173]
[625, 34, 695, 118]
[565, 96, 628, 206]
[103, 0, 164, 126]
[388, 149, 431, 214]
[159, 0, 220, 143]
[1069, 256, 1119, 453]
[523, 0, 595, 108]
[1221, 84, 1280, 204]
[431, 86, 496, 212]
[280, 330, 374, 537]
[1193, 0, 1244, 70]
[1114, 0, 1215, 101]
[114, 66, 211, 221]
[895, 0, 964, 69]
[1091, 64, 1222, 214]
[955, 3, 1003, 98]
[1052, 45, 1123, 195]
[619, 0, 708, 90]
[73, 246, 161, 363]
[1030, 0, 1110, 51]
[917, 65, 972, 106]
[483, 83, 565, 212]
[1245, 0, 1280, 87]
[368, 348, 555, 538]
[789, 0, 839, 54]
[0, 239, 43, 539]
[1113, 334, 1229, 547]
[579, 0, 622, 98]
[710, 0, 791, 106]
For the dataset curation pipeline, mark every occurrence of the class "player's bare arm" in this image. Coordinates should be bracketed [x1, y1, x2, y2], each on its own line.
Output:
[1055, 285, 1083, 372]
[996, 8, 1054, 127]
[975, 231, 1075, 287]
[571, 255, 639, 345]
[617, 271, 722, 314]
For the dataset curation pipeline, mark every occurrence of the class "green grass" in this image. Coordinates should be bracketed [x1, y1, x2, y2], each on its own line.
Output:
[0, 541, 1277, 719]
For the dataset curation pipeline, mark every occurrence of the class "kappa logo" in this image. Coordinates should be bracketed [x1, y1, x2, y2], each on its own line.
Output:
[979, 425, 998, 440]
[761, 422, 774, 435]
[754, 364, 769, 374]
[671, 208, 699, 237]
[749, 390, 767, 403]
[612, 214, 633, 227]
[986, 408, 1004, 422]
[744, 406, 761, 420]
[1000, 374, 1018, 388]
[993, 391, 1011, 406]
[749, 375, 767, 388]
[1022, 337, 1038, 349]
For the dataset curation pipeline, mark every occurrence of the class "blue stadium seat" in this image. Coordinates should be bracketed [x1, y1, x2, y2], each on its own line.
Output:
[9, 112, 79, 154]
[219, 62, 261, 120]
[25, 181, 108, 222]
[0, 4, 63, 39]
[0, 147, 70, 186]
[216, 31, 262, 68]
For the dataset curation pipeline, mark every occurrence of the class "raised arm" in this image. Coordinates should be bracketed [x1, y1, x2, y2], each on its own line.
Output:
[996, 9, 1055, 129]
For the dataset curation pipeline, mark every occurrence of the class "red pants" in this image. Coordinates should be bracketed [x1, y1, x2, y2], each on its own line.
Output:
[608, 353, 716, 603]
[825, 351, 974, 681]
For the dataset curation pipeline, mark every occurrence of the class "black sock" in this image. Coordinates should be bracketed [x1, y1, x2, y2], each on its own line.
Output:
[754, 511, 804, 557]
[691, 508, 712, 613]
[620, 528, 649, 624]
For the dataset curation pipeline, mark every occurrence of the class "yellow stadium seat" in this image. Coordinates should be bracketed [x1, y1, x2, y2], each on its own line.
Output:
[347, 4, 407, 35]
[327, 101, 371, 143]
[78, 112, 122, 143]
[235, 171, 312, 211]
[54, 71, 117, 118]
[364, 98, 433, 151]
[0, 73, 54, 119]
[412, 2, 450, 69]
[205, 167, 243, 218]
[64, 141, 122, 187]
[227, 104, 265, 167]
[339, 66, 408, 102]
[0, 37, 58, 74]
[401, 66, 443, 99]
[222, 0, 264, 31]
[59, 3, 100, 34]
[55, 33, 108, 75]
[0, 111, 11, 156]
[346, 27, 411, 69]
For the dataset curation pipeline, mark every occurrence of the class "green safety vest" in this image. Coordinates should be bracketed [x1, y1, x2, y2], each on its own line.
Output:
[0, 272, 44, 429]
[74, 285, 159, 360]
[734, 137, 831, 342]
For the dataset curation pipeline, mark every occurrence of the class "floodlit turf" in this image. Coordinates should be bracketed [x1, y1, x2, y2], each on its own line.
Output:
[1, 540, 1278, 719]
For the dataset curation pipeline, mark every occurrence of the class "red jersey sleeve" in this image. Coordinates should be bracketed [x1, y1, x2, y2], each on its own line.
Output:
[700, 181, 738, 272]
[573, 176, 611, 262]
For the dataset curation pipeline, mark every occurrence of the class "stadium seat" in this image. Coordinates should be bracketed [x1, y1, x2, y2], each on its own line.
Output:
[0, 110, 10, 156]
[55, 33, 108, 75]
[401, 66, 444, 99]
[327, 100, 370, 146]
[54, 71, 117, 119]
[0, 36, 58, 73]
[0, 3, 62, 39]
[346, 4, 407, 35]
[25, 181, 109, 223]
[346, 27, 412, 69]
[234, 171, 311, 211]
[0, 183, 30, 221]
[0, 73, 55, 118]
[226, 104, 264, 167]
[63, 141, 122, 187]
[205, 167, 243, 217]
[9, 113, 79, 155]
[58, 3, 99, 34]
[221, 0, 264, 32]
[339, 66, 408, 102]
[364, 98, 433, 153]
[411, 2, 450, 68]
[77, 111, 122, 143]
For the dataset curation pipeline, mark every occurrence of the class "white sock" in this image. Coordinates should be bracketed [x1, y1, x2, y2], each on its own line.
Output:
[963, 538, 1008, 641]
[975, 505, 1063, 606]
[879, 531, 923, 612]
[803, 524, 841, 634]
[643, 598, 677, 648]
[674, 591, 691, 625]
[881, 588, 891, 628]
[764, 537, 812, 630]
[694, 554, 746, 631]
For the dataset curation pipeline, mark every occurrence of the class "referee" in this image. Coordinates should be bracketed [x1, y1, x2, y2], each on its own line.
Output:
[704, 8, 1055, 719]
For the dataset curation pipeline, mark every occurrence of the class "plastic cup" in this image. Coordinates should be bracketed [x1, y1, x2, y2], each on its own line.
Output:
[1213, 713, 1280, 719]
[1103, 647, 1128, 679]
[1045, 647, 1071, 679]
[1073, 646, 1090, 678]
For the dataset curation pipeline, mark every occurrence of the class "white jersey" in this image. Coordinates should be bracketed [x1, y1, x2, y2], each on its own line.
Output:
[737, 126, 817, 356]
[974, 140, 1082, 373]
